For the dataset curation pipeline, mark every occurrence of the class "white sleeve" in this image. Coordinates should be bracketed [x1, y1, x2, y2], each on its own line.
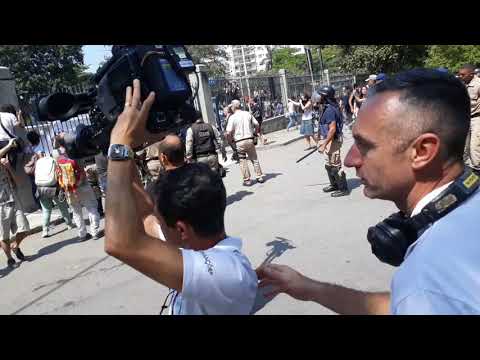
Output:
[392, 290, 480, 315]
[181, 248, 258, 314]
[226, 116, 234, 133]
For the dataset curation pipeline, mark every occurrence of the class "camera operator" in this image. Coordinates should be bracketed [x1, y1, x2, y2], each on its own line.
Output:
[0, 104, 25, 170]
[185, 112, 227, 174]
[0, 138, 30, 268]
[257, 69, 480, 315]
[105, 79, 258, 315]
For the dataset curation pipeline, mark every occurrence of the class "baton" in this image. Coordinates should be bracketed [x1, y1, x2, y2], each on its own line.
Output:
[296, 147, 318, 163]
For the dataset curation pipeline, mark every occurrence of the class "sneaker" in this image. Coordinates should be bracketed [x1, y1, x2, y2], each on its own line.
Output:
[42, 228, 50, 238]
[243, 180, 253, 187]
[256, 177, 265, 184]
[14, 247, 25, 261]
[7, 258, 16, 268]
[78, 233, 92, 242]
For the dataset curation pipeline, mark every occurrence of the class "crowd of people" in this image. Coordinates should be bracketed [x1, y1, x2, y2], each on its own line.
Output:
[2, 63, 480, 315]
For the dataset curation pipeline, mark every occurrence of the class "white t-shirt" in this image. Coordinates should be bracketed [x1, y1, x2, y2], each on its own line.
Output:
[226, 110, 258, 142]
[390, 183, 480, 315]
[0, 112, 17, 141]
[168, 237, 258, 315]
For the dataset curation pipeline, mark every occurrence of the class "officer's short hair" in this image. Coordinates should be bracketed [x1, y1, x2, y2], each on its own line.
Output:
[371, 68, 470, 162]
[152, 163, 226, 237]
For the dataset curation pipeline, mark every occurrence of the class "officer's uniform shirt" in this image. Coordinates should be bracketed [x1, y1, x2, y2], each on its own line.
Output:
[319, 104, 342, 139]
[390, 184, 480, 314]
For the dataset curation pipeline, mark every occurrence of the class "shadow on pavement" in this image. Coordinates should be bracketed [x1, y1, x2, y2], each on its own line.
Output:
[26, 236, 80, 262]
[226, 190, 254, 206]
[0, 263, 18, 278]
[261, 172, 283, 183]
[251, 236, 297, 314]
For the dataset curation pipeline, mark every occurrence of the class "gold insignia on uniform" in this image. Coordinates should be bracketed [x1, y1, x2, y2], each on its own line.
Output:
[434, 194, 458, 213]
[463, 173, 479, 189]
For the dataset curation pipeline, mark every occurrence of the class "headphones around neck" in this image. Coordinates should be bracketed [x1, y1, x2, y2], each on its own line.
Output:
[367, 168, 480, 267]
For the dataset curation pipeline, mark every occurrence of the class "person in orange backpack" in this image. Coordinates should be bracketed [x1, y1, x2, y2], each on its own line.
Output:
[53, 133, 101, 242]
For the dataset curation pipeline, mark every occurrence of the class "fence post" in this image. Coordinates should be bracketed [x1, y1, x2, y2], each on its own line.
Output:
[279, 69, 288, 112]
[190, 64, 215, 125]
[325, 69, 330, 86]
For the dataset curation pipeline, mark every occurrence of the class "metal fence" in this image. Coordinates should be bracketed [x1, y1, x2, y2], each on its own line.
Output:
[209, 71, 358, 123]
[20, 83, 92, 155]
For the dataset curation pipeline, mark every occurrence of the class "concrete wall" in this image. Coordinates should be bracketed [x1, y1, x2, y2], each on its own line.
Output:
[261, 115, 288, 134]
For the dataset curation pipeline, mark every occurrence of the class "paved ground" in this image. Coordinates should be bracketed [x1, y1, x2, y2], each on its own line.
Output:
[1, 127, 397, 315]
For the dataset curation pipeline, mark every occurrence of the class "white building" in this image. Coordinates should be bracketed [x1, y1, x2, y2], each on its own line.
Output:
[224, 45, 305, 77]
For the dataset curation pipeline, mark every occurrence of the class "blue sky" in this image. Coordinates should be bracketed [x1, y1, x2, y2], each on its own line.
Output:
[83, 45, 111, 73]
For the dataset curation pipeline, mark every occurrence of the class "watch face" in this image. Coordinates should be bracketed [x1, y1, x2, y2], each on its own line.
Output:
[109, 144, 132, 160]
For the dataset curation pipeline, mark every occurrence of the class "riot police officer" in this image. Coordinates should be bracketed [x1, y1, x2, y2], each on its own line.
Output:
[316, 85, 349, 197]
[185, 113, 227, 174]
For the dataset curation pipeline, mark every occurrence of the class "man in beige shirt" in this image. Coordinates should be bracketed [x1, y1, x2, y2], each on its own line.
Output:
[459, 64, 480, 173]
[226, 100, 265, 186]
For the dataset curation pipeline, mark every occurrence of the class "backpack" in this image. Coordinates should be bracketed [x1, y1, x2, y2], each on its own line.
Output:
[35, 157, 58, 187]
[57, 160, 78, 192]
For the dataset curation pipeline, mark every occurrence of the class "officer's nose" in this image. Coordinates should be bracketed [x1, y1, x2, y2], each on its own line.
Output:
[344, 144, 361, 169]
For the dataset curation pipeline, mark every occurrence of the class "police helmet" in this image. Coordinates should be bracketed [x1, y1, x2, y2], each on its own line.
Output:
[317, 85, 335, 100]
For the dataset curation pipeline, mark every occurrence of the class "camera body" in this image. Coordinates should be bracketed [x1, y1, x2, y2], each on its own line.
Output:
[36, 45, 198, 158]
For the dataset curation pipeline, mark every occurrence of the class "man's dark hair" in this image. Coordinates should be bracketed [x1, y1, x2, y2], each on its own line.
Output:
[152, 163, 226, 237]
[460, 64, 475, 72]
[371, 68, 470, 162]
[27, 130, 41, 146]
[0, 104, 16, 115]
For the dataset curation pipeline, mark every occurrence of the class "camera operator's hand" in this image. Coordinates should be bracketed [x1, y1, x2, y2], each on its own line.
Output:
[7, 138, 17, 149]
[110, 79, 166, 148]
[256, 264, 311, 301]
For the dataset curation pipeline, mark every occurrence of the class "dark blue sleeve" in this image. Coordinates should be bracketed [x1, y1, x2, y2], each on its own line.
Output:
[323, 107, 337, 126]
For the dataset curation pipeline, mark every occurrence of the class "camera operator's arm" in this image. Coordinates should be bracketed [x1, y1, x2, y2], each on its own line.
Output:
[15, 109, 25, 128]
[0, 138, 17, 158]
[185, 127, 194, 162]
[105, 80, 183, 291]
[257, 264, 390, 315]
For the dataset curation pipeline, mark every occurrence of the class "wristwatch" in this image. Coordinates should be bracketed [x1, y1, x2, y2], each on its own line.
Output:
[107, 144, 134, 161]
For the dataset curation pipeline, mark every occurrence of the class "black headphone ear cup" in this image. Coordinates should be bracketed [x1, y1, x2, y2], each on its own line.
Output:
[367, 213, 419, 267]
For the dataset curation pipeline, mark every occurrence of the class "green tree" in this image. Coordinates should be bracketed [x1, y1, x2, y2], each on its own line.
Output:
[336, 45, 429, 74]
[424, 45, 480, 72]
[271, 47, 308, 75]
[0, 45, 88, 96]
[186, 45, 228, 77]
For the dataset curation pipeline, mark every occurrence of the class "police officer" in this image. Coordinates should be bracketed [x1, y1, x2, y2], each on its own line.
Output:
[317, 85, 349, 197]
[185, 113, 227, 174]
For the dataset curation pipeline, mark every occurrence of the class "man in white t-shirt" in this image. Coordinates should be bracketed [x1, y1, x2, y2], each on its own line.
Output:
[105, 80, 257, 315]
[256, 69, 480, 315]
[226, 99, 265, 186]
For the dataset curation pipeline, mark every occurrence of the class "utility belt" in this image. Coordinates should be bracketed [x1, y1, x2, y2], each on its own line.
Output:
[234, 137, 254, 143]
[195, 152, 217, 159]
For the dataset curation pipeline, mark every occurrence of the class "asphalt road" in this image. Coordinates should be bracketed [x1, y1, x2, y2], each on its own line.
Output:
[0, 130, 397, 315]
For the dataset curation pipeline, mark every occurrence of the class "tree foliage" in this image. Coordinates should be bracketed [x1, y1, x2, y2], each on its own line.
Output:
[424, 45, 480, 72]
[335, 45, 429, 74]
[0, 45, 87, 96]
[186, 45, 228, 77]
[271, 48, 307, 75]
